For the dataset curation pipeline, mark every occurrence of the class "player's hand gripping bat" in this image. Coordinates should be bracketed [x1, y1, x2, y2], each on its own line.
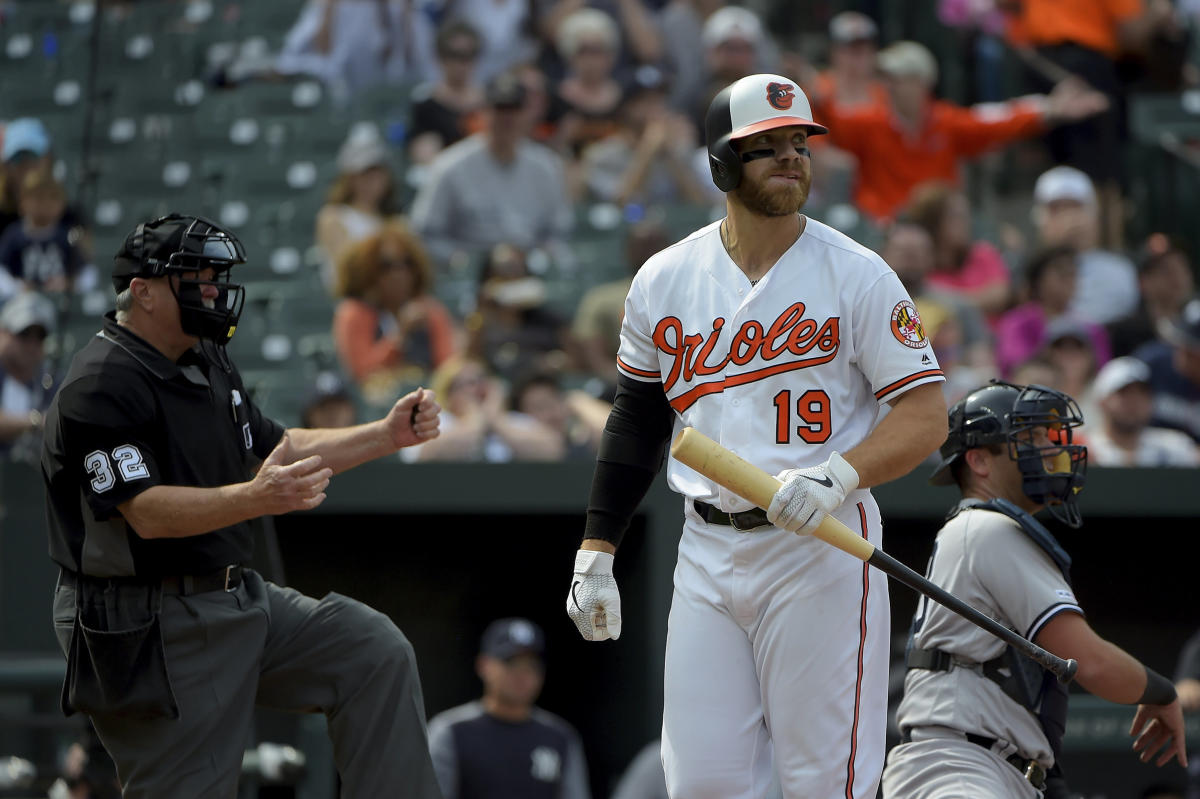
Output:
[670, 427, 1079, 683]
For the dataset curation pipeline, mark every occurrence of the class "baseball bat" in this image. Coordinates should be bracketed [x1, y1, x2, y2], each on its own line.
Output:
[670, 427, 1079, 684]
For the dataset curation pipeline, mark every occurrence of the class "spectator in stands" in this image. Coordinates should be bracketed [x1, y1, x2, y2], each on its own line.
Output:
[438, 0, 539, 84]
[407, 20, 487, 167]
[405, 356, 563, 461]
[819, 40, 1108, 222]
[572, 219, 669, 391]
[539, 0, 664, 78]
[659, 0, 773, 119]
[1042, 318, 1104, 420]
[1108, 234, 1195, 357]
[808, 11, 887, 116]
[316, 123, 400, 291]
[0, 291, 58, 461]
[995, 245, 1111, 377]
[577, 67, 707, 205]
[299, 371, 358, 429]
[0, 118, 53, 235]
[276, 0, 438, 105]
[332, 222, 459, 398]
[904, 181, 1011, 318]
[547, 8, 626, 160]
[1084, 356, 1198, 466]
[410, 70, 574, 266]
[879, 221, 994, 402]
[688, 6, 773, 125]
[1032, 165, 1140, 325]
[1002, 0, 1182, 248]
[466, 242, 570, 382]
[510, 371, 612, 460]
[427, 617, 590, 799]
[0, 169, 90, 300]
[1133, 297, 1200, 443]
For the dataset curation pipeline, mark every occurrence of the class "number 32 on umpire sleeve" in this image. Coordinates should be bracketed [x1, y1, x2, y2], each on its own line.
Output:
[772, 389, 831, 444]
[85, 445, 150, 493]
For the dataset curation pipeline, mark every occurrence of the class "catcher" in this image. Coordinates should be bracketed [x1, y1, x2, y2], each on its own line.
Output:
[882, 380, 1187, 798]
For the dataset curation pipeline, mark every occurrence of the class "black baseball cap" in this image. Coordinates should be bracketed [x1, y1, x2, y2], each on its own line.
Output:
[480, 618, 544, 660]
[486, 72, 527, 110]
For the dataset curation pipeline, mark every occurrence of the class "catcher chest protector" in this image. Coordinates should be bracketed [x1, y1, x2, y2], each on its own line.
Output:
[704, 73, 828, 192]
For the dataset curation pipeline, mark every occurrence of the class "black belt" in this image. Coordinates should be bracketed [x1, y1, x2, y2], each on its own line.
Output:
[899, 729, 1047, 790]
[60, 565, 244, 596]
[693, 500, 771, 531]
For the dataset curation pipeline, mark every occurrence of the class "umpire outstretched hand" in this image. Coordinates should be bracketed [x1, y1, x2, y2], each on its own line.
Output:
[250, 433, 333, 515]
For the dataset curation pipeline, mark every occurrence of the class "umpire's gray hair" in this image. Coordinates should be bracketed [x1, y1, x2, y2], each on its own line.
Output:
[114, 287, 134, 322]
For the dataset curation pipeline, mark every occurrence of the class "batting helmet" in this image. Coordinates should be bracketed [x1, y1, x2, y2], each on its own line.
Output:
[930, 380, 1088, 527]
[113, 213, 247, 345]
[704, 73, 827, 192]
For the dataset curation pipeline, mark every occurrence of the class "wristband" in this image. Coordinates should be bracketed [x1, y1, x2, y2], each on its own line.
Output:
[1139, 667, 1178, 706]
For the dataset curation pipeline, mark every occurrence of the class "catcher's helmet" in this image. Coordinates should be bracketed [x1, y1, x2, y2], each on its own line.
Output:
[113, 213, 246, 345]
[705, 73, 827, 192]
[930, 380, 1088, 527]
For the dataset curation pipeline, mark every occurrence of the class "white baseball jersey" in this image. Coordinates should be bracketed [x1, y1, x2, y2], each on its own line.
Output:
[617, 216, 944, 509]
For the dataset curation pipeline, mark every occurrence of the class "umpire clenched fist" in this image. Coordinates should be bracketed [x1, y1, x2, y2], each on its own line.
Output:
[567, 549, 622, 641]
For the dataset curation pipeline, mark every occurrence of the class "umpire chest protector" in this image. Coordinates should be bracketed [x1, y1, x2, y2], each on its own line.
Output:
[906, 499, 1072, 757]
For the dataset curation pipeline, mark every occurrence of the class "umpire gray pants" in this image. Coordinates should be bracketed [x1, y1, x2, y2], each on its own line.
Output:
[53, 569, 443, 799]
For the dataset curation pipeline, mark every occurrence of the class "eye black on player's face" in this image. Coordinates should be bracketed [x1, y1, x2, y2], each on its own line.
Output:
[732, 125, 813, 217]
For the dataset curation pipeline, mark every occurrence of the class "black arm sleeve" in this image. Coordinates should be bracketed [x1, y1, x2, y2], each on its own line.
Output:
[582, 375, 676, 549]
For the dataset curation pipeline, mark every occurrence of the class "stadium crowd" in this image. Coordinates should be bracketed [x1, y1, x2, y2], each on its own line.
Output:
[1, 0, 1198, 469]
[1, 0, 1199, 797]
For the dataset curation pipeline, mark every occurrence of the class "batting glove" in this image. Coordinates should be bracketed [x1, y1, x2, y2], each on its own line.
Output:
[767, 452, 860, 536]
[567, 550, 622, 641]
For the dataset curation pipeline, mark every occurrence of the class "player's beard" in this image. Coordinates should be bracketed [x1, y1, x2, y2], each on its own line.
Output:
[733, 168, 811, 217]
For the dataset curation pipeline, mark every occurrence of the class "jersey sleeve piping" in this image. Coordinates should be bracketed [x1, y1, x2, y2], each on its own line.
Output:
[615, 356, 661, 381]
[1024, 602, 1084, 642]
[874, 369, 946, 402]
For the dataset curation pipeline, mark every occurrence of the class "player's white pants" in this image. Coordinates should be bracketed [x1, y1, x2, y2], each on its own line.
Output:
[881, 736, 1042, 798]
[661, 495, 889, 799]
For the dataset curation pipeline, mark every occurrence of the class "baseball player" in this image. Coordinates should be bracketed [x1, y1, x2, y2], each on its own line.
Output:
[565, 73, 948, 798]
[882, 380, 1188, 799]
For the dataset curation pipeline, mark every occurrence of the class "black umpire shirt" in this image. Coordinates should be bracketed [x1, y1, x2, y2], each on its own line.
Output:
[41, 312, 284, 579]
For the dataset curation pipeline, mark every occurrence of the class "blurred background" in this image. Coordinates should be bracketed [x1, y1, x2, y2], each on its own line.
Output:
[0, 0, 1198, 797]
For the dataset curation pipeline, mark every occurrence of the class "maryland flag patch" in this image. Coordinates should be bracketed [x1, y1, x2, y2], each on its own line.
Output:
[890, 300, 928, 349]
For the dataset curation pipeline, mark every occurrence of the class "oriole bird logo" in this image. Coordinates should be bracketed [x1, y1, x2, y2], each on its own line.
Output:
[766, 82, 795, 110]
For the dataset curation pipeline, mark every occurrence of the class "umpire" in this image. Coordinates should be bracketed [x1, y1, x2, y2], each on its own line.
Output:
[40, 213, 444, 798]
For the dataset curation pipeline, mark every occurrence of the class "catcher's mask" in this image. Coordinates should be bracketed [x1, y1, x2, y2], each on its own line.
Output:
[112, 213, 246, 345]
[930, 380, 1087, 528]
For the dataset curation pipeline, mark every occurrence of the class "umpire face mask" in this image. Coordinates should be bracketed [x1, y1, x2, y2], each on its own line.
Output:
[165, 246, 246, 346]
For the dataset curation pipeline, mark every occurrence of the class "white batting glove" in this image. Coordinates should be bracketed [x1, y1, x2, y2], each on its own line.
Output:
[767, 452, 860, 536]
[567, 550, 622, 641]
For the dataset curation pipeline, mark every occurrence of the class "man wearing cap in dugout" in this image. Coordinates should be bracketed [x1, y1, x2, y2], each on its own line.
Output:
[40, 212, 445, 798]
[427, 617, 591, 799]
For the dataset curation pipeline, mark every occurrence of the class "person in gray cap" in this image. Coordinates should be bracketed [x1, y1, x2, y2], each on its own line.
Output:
[427, 617, 591, 799]
[0, 290, 58, 457]
[1086, 355, 1198, 466]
